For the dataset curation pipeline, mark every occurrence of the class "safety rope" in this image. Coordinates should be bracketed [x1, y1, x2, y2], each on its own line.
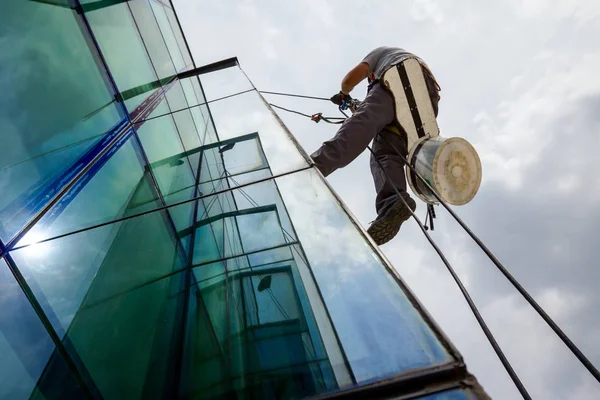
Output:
[366, 144, 532, 400]
[261, 89, 600, 397]
[268, 103, 345, 124]
[259, 90, 330, 101]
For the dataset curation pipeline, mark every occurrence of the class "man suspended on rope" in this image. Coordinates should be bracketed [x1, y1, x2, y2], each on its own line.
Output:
[311, 46, 440, 245]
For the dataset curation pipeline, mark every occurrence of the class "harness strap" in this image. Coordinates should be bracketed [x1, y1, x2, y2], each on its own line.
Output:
[379, 62, 441, 138]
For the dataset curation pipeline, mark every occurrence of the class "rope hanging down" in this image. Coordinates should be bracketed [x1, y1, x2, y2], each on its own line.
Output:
[377, 132, 600, 385]
[366, 144, 532, 400]
[262, 89, 600, 396]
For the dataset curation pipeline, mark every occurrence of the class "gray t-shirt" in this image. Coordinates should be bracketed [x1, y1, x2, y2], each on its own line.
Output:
[362, 46, 431, 80]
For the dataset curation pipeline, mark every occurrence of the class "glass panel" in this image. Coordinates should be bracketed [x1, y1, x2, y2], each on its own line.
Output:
[163, 79, 189, 114]
[10, 207, 188, 399]
[125, 85, 171, 122]
[84, 2, 160, 112]
[179, 78, 212, 145]
[0, 1, 123, 241]
[180, 79, 200, 111]
[128, 0, 199, 124]
[0, 258, 86, 399]
[206, 90, 309, 175]
[191, 77, 209, 109]
[199, 66, 254, 102]
[131, 131, 272, 212]
[211, 134, 269, 177]
[138, 77, 211, 123]
[172, 106, 202, 151]
[135, 114, 197, 198]
[0, 134, 109, 242]
[164, 5, 193, 68]
[192, 104, 210, 146]
[276, 168, 451, 382]
[129, 0, 177, 81]
[150, 0, 186, 72]
[17, 131, 162, 245]
[182, 179, 297, 267]
[181, 253, 340, 399]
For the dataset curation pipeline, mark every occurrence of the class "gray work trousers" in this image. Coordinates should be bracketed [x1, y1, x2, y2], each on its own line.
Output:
[311, 81, 438, 217]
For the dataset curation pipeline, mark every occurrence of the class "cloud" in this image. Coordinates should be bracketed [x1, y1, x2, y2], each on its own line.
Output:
[411, 0, 445, 24]
[472, 51, 600, 192]
[508, 0, 600, 23]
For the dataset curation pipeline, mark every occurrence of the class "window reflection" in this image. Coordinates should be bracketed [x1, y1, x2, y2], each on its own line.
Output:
[206, 90, 309, 175]
[85, 1, 161, 113]
[276, 168, 451, 382]
[17, 133, 161, 245]
[0, 258, 86, 399]
[0, 1, 122, 241]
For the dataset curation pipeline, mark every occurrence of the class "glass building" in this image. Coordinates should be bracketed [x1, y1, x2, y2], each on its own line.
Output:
[0, 1, 489, 399]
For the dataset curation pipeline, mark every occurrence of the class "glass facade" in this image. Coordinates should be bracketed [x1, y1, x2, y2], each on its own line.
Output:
[0, 1, 488, 399]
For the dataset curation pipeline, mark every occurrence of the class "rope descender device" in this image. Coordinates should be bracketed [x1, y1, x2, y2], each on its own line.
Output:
[311, 113, 323, 123]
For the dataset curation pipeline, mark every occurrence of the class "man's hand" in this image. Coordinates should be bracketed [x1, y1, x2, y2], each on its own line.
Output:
[330, 91, 351, 106]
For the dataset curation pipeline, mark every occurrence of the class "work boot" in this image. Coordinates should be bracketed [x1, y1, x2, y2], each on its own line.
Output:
[367, 192, 416, 245]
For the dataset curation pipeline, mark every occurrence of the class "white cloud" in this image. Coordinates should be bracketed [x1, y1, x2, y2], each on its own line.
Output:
[508, 0, 600, 23]
[411, 0, 445, 24]
[472, 51, 600, 191]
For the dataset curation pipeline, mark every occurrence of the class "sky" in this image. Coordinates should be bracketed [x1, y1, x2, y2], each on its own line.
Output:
[174, 1, 600, 398]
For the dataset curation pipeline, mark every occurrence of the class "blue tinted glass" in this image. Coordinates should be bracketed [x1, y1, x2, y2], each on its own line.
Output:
[181, 255, 339, 398]
[0, 1, 122, 241]
[276, 168, 451, 382]
[1, 134, 107, 242]
[0, 258, 86, 399]
[10, 207, 188, 399]
[17, 132, 161, 245]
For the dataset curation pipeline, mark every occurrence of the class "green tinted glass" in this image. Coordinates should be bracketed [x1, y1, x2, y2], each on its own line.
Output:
[17, 133, 161, 245]
[11, 208, 188, 399]
[84, 2, 160, 112]
[150, 0, 186, 72]
[0, 0, 122, 241]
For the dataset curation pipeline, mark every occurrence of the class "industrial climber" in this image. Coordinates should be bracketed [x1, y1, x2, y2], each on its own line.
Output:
[310, 46, 441, 245]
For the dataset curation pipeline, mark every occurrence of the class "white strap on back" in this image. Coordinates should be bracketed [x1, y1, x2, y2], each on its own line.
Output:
[381, 58, 439, 151]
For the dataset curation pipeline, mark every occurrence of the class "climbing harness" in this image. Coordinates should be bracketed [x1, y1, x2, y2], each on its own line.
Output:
[379, 58, 482, 206]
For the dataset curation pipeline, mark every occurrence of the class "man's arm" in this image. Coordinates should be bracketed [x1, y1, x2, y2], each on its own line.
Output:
[340, 62, 370, 94]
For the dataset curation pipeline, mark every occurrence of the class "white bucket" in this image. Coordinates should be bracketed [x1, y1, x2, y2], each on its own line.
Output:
[406, 136, 482, 205]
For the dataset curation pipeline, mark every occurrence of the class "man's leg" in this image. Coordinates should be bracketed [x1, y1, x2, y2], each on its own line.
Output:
[370, 129, 409, 215]
[311, 84, 395, 177]
[367, 129, 416, 245]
